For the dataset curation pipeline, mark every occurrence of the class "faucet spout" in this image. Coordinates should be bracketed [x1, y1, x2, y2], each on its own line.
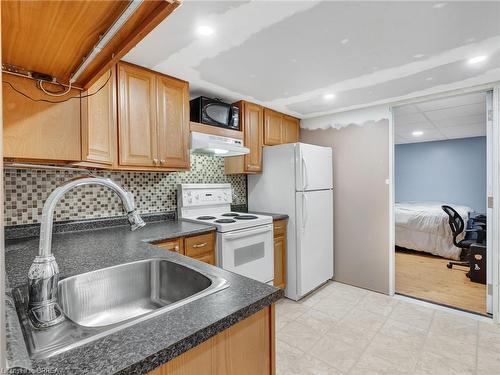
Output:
[28, 177, 146, 328]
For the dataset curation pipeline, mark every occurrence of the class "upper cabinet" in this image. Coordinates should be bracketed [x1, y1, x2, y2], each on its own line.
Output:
[263, 109, 283, 146]
[226, 102, 300, 174]
[264, 109, 300, 146]
[1, 0, 180, 88]
[282, 115, 300, 144]
[117, 63, 158, 167]
[80, 68, 117, 166]
[225, 101, 264, 174]
[156, 75, 190, 169]
[116, 62, 190, 170]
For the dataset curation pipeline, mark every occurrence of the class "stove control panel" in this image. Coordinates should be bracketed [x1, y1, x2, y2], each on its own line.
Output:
[179, 184, 232, 207]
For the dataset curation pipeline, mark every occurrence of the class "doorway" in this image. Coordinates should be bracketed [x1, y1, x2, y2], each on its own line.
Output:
[392, 90, 493, 316]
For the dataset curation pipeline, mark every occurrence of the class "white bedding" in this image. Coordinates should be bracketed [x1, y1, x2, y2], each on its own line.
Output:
[395, 202, 473, 260]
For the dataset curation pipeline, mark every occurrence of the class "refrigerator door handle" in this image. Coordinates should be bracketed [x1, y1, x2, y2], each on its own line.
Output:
[302, 193, 308, 230]
[302, 157, 309, 190]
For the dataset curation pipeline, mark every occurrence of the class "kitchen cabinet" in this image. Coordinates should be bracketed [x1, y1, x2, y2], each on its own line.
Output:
[273, 219, 287, 289]
[263, 108, 283, 146]
[264, 109, 300, 146]
[148, 305, 275, 375]
[117, 62, 190, 170]
[118, 62, 158, 167]
[3, 73, 81, 162]
[156, 74, 190, 169]
[154, 232, 216, 265]
[282, 115, 300, 144]
[225, 101, 263, 174]
[80, 68, 117, 166]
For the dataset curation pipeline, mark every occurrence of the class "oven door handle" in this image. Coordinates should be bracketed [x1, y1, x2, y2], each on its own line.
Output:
[223, 226, 272, 240]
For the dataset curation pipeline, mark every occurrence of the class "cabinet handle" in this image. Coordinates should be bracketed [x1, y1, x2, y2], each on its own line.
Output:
[153, 159, 159, 165]
[192, 242, 207, 248]
[174, 245, 179, 252]
[160, 159, 166, 165]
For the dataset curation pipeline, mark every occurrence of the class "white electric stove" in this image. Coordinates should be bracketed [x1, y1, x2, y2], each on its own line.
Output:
[178, 184, 274, 284]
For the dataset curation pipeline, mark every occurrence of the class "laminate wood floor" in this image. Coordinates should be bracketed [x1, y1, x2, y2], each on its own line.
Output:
[396, 250, 487, 315]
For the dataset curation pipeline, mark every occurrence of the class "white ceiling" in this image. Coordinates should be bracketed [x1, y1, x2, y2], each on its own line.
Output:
[124, 1, 500, 119]
[393, 91, 486, 144]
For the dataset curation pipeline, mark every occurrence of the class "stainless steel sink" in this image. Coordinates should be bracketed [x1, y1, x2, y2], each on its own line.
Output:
[59, 259, 216, 327]
[15, 259, 229, 359]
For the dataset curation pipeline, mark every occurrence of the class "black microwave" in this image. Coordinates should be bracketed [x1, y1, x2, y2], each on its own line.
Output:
[190, 96, 240, 131]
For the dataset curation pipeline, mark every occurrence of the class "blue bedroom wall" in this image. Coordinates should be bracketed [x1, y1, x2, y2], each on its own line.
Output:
[395, 137, 486, 213]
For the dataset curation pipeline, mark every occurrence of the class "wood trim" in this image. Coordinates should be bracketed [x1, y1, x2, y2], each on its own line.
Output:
[190, 122, 244, 140]
[80, 1, 181, 88]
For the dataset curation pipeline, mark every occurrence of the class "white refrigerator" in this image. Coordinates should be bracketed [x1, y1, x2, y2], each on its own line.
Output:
[248, 143, 333, 300]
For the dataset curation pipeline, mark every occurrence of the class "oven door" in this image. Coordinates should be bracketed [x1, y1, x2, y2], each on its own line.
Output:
[218, 224, 274, 284]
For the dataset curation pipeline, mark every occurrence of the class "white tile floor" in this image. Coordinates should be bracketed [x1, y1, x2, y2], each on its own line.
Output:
[276, 281, 500, 375]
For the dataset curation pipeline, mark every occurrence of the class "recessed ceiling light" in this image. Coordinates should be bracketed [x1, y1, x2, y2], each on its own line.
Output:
[340, 38, 349, 45]
[196, 25, 214, 37]
[323, 93, 335, 100]
[432, 3, 447, 9]
[468, 55, 487, 64]
[412, 131, 423, 137]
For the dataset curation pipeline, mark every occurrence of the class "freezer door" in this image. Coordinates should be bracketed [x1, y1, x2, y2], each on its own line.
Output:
[295, 190, 333, 297]
[295, 143, 333, 191]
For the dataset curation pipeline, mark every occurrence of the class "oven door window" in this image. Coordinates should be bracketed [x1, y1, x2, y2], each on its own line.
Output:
[234, 242, 265, 267]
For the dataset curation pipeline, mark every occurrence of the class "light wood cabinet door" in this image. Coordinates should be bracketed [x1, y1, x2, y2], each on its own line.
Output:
[263, 108, 282, 146]
[81, 68, 116, 165]
[273, 219, 287, 289]
[184, 232, 216, 265]
[156, 75, 190, 169]
[117, 62, 158, 167]
[282, 115, 299, 144]
[243, 101, 263, 172]
[273, 236, 286, 290]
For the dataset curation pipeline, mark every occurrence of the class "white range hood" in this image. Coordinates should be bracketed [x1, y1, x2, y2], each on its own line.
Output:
[190, 131, 249, 157]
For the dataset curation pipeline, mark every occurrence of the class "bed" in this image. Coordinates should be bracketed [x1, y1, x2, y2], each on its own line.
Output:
[395, 202, 473, 260]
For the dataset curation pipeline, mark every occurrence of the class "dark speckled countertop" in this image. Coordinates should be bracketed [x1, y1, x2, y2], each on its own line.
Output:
[5, 219, 283, 374]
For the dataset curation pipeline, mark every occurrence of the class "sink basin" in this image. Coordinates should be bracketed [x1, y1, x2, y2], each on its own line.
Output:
[59, 259, 213, 327]
[15, 259, 229, 359]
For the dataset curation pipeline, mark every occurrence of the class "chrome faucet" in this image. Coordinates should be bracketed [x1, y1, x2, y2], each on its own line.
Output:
[27, 177, 146, 328]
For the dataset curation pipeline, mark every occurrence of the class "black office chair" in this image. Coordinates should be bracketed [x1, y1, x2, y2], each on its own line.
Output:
[441, 205, 485, 273]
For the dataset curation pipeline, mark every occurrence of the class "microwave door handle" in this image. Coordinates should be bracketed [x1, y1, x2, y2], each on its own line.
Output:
[223, 226, 272, 240]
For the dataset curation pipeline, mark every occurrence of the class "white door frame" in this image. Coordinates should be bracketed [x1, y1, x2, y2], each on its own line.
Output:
[388, 83, 500, 322]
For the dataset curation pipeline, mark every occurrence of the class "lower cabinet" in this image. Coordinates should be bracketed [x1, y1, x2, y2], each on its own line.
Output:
[273, 219, 287, 289]
[153, 232, 215, 265]
[148, 305, 275, 375]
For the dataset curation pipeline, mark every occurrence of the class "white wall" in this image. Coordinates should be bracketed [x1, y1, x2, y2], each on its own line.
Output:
[301, 108, 391, 294]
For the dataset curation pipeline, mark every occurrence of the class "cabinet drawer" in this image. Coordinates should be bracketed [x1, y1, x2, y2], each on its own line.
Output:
[185, 232, 215, 257]
[193, 252, 215, 265]
[273, 220, 287, 238]
[154, 238, 183, 254]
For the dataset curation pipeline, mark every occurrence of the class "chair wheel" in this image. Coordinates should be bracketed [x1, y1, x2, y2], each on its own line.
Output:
[447, 264, 453, 269]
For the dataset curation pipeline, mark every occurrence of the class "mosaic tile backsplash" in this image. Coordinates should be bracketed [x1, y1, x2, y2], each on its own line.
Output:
[4, 154, 247, 226]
